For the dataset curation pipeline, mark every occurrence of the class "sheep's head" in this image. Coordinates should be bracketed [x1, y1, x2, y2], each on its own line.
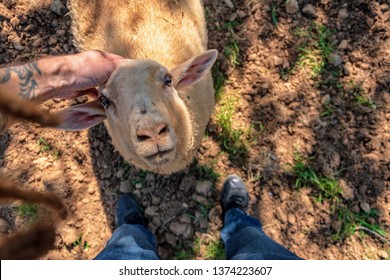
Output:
[57, 50, 217, 173]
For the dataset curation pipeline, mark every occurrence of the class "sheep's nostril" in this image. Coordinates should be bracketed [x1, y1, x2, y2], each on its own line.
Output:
[136, 123, 169, 142]
[136, 134, 151, 142]
[157, 124, 168, 136]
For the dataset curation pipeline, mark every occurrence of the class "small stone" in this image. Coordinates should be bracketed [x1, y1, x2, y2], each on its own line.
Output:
[119, 181, 130, 193]
[48, 35, 58, 45]
[88, 185, 95, 195]
[248, 53, 257, 61]
[179, 214, 192, 224]
[359, 63, 370, 70]
[145, 206, 158, 217]
[165, 232, 178, 246]
[116, 169, 124, 178]
[286, 0, 299, 14]
[338, 39, 348, 50]
[329, 53, 342, 66]
[133, 190, 142, 200]
[63, 44, 69, 52]
[237, 10, 246, 19]
[338, 8, 349, 21]
[151, 196, 161, 205]
[222, 0, 234, 9]
[182, 202, 189, 208]
[179, 176, 196, 192]
[273, 56, 283, 66]
[135, 183, 143, 189]
[195, 181, 212, 197]
[331, 220, 342, 232]
[360, 202, 370, 213]
[279, 190, 289, 202]
[302, 4, 317, 17]
[0, 218, 11, 233]
[56, 29, 66, 37]
[12, 40, 25, 51]
[321, 94, 331, 105]
[169, 221, 194, 239]
[287, 214, 296, 225]
[275, 207, 287, 223]
[339, 179, 354, 200]
[50, 0, 67, 16]
[378, 250, 389, 260]
[208, 206, 222, 223]
[192, 194, 209, 205]
[344, 61, 353, 75]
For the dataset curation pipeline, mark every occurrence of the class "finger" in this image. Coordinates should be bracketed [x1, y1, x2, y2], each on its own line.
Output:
[97, 50, 125, 61]
[78, 88, 99, 99]
[113, 58, 132, 67]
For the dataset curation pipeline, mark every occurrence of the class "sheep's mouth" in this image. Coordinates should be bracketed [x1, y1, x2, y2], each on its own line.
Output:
[144, 148, 175, 166]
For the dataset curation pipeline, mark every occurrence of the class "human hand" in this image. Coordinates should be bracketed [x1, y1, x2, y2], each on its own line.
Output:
[51, 50, 129, 100]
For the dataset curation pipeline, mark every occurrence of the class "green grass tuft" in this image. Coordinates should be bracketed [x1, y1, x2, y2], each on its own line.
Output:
[223, 20, 241, 68]
[333, 207, 388, 241]
[214, 92, 248, 157]
[291, 151, 342, 206]
[15, 203, 38, 220]
[293, 23, 335, 78]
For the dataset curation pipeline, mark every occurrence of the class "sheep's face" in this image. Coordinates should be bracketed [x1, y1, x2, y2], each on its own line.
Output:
[101, 59, 192, 171]
[56, 50, 217, 174]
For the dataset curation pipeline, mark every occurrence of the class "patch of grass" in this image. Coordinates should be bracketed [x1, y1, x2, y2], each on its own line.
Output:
[224, 40, 240, 68]
[214, 92, 248, 158]
[175, 235, 226, 260]
[333, 207, 388, 242]
[291, 151, 342, 207]
[342, 80, 376, 110]
[192, 163, 220, 183]
[203, 239, 225, 260]
[70, 234, 90, 251]
[293, 23, 335, 78]
[271, 3, 278, 29]
[212, 65, 226, 100]
[37, 136, 51, 152]
[175, 240, 199, 260]
[132, 169, 152, 187]
[321, 106, 334, 117]
[291, 150, 388, 242]
[223, 20, 241, 68]
[15, 203, 38, 220]
[354, 95, 376, 109]
[37, 136, 63, 159]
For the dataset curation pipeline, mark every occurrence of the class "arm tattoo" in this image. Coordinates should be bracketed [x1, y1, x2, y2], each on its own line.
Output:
[0, 62, 42, 100]
[0, 111, 8, 135]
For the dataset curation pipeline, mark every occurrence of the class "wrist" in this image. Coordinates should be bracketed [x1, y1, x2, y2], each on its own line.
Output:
[34, 55, 76, 103]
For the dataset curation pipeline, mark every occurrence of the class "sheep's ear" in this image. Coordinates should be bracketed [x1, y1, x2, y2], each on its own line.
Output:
[171, 49, 218, 89]
[55, 100, 107, 131]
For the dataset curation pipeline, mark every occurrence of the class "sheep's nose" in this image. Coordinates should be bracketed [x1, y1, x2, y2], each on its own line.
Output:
[136, 123, 169, 142]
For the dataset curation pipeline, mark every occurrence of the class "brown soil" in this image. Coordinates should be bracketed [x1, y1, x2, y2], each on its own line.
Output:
[0, 0, 389, 260]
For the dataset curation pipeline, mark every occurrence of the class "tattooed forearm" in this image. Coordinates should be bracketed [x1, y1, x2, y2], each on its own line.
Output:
[0, 111, 8, 134]
[0, 62, 42, 100]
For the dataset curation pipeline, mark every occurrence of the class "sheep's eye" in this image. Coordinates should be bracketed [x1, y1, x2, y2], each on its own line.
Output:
[99, 95, 111, 109]
[163, 74, 172, 87]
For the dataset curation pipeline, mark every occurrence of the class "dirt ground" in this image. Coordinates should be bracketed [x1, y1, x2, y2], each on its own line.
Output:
[0, 0, 389, 260]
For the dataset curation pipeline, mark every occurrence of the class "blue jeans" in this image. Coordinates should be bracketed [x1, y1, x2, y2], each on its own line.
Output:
[94, 208, 302, 260]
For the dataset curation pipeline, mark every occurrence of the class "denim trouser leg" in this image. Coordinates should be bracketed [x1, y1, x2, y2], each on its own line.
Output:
[94, 224, 159, 260]
[221, 208, 302, 260]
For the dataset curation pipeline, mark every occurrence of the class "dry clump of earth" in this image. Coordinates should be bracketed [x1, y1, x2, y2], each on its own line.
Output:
[0, 0, 389, 260]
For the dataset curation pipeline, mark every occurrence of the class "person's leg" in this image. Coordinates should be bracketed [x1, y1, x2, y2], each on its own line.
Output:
[220, 175, 302, 260]
[94, 194, 159, 260]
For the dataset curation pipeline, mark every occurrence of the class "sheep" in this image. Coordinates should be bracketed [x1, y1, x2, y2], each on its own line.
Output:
[60, 0, 218, 174]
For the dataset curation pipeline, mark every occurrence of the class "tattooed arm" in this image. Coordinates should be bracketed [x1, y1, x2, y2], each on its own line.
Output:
[0, 51, 128, 132]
